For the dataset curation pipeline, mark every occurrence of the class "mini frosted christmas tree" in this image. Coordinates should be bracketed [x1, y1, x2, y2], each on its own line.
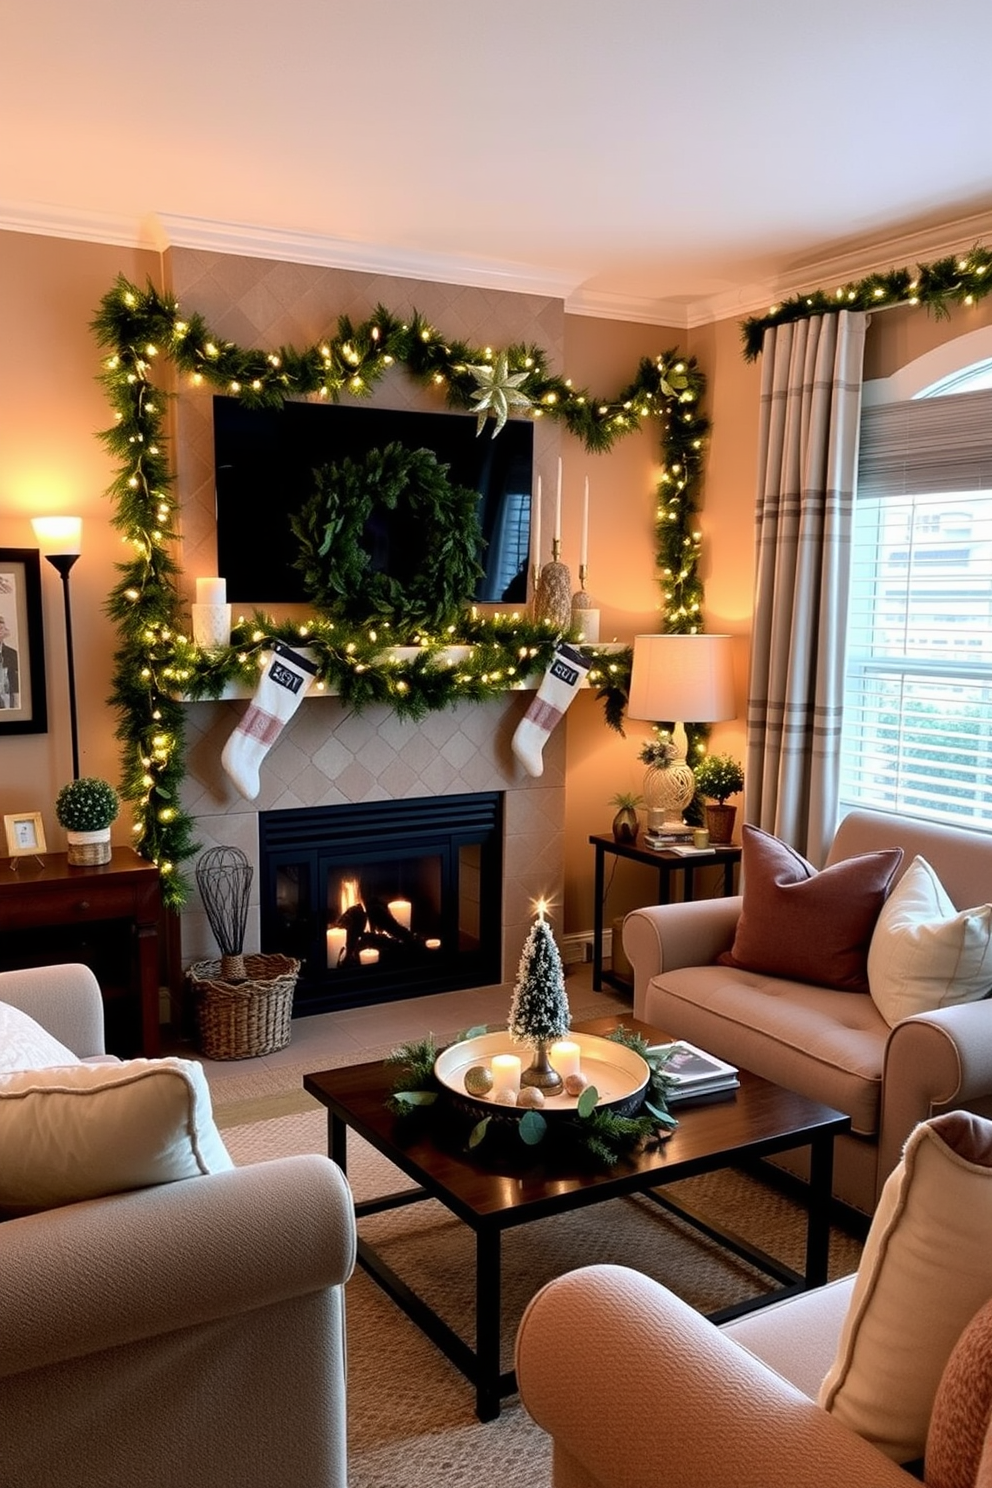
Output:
[508, 902, 570, 1092]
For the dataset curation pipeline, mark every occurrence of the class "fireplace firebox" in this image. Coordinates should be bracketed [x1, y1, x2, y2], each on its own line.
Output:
[259, 794, 503, 1013]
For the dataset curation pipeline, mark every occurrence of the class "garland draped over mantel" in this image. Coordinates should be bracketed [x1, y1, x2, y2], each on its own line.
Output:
[741, 243, 992, 359]
[92, 276, 710, 905]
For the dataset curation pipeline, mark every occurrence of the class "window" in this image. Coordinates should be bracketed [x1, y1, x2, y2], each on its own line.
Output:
[840, 380, 992, 829]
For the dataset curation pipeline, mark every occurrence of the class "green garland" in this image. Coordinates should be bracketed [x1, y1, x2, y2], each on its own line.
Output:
[741, 242, 992, 360]
[91, 276, 710, 905]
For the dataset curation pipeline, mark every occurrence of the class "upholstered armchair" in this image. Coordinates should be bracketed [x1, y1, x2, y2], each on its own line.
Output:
[517, 1111, 992, 1488]
[622, 808, 992, 1214]
[0, 963, 357, 1488]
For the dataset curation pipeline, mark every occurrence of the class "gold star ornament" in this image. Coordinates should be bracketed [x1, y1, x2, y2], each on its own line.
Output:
[466, 352, 532, 436]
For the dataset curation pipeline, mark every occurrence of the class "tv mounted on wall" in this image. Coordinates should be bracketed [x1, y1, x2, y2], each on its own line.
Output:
[212, 396, 533, 605]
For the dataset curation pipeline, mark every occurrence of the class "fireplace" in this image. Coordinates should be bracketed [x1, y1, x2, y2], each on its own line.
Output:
[258, 793, 504, 1013]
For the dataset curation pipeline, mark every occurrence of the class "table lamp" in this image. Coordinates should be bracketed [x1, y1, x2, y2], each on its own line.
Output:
[627, 634, 736, 828]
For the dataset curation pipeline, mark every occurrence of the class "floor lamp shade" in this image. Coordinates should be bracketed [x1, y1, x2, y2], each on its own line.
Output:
[627, 634, 736, 724]
[31, 516, 83, 780]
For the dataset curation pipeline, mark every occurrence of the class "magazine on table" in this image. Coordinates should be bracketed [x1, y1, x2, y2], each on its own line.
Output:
[650, 1040, 740, 1102]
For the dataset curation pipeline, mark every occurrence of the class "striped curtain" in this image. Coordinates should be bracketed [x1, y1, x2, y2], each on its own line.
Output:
[746, 310, 867, 864]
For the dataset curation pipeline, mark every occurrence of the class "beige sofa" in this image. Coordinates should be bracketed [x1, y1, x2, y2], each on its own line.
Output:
[0, 964, 356, 1488]
[623, 808, 992, 1214]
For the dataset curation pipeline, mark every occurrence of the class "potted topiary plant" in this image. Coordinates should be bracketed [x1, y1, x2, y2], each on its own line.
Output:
[692, 753, 744, 844]
[55, 776, 120, 866]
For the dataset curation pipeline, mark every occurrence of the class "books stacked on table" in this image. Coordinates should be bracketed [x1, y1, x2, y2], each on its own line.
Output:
[652, 1040, 740, 1104]
[643, 825, 695, 850]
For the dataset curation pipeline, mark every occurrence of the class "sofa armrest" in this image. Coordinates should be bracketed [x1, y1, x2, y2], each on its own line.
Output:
[878, 1002, 992, 1188]
[0, 962, 107, 1057]
[623, 897, 742, 1019]
[515, 1264, 910, 1488]
[0, 1154, 356, 1378]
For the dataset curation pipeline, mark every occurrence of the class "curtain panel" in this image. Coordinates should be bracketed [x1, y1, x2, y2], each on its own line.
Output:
[746, 310, 867, 864]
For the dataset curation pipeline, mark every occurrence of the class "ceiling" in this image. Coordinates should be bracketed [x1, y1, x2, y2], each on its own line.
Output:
[3, 0, 992, 325]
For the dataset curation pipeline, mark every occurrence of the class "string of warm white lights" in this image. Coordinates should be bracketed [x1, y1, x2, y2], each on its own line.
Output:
[92, 276, 709, 903]
[740, 243, 992, 359]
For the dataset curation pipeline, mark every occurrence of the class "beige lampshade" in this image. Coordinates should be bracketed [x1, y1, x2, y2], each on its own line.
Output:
[627, 634, 736, 723]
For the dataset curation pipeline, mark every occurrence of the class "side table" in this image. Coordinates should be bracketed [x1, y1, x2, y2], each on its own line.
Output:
[589, 833, 741, 993]
[0, 848, 163, 1056]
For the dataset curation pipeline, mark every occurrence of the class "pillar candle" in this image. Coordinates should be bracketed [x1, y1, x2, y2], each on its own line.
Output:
[550, 1040, 581, 1079]
[196, 577, 227, 606]
[359, 947, 380, 966]
[326, 927, 347, 968]
[555, 457, 562, 544]
[388, 898, 412, 930]
[491, 1054, 521, 1096]
[533, 475, 542, 570]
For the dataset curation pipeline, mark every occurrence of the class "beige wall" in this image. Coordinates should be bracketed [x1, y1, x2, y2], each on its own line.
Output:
[0, 232, 161, 848]
[2, 226, 991, 938]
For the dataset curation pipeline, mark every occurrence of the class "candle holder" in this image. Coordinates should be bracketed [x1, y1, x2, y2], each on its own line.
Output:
[533, 538, 572, 631]
[571, 563, 601, 643]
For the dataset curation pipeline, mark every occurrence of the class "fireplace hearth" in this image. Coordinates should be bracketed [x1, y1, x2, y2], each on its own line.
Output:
[259, 793, 503, 1013]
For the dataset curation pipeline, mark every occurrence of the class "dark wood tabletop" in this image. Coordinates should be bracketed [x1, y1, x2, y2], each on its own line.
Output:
[303, 1014, 849, 1228]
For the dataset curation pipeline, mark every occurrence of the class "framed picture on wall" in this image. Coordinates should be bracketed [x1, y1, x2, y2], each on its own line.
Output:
[0, 548, 47, 736]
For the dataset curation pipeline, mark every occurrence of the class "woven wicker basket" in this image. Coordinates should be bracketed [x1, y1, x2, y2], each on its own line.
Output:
[188, 953, 299, 1061]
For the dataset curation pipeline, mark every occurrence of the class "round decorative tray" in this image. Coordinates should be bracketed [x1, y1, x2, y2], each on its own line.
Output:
[434, 1031, 649, 1120]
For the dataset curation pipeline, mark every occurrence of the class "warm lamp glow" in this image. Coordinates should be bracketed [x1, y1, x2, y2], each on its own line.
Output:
[627, 635, 736, 829]
[626, 634, 735, 724]
[32, 515, 82, 555]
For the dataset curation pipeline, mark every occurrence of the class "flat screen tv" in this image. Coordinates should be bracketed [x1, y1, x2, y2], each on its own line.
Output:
[212, 396, 533, 605]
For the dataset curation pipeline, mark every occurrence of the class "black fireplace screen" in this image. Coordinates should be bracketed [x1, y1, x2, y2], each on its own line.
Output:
[259, 793, 503, 1013]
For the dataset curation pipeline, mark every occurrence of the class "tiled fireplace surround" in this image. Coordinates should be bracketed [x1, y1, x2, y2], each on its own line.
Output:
[168, 248, 567, 999]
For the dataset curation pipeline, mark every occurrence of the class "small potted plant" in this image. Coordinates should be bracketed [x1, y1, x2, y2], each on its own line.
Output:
[55, 776, 120, 865]
[692, 754, 744, 844]
[609, 791, 643, 844]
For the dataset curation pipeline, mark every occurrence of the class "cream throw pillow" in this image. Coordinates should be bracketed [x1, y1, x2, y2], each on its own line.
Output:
[0, 1057, 233, 1216]
[818, 1111, 992, 1462]
[867, 855, 992, 1027]
[0, 999, 81, 1073]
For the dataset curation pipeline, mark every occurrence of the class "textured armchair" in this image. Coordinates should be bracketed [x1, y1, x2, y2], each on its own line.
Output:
[0, 964, 357, 1488]
[623, 808, 992, 1213]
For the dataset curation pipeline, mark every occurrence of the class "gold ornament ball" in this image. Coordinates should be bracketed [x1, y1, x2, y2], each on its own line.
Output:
[464, 1065, 494, 1097]
[494, 1088, 518, 1106]
[564, 1072, 589, 1097]
[517, 1085, 546, 1109]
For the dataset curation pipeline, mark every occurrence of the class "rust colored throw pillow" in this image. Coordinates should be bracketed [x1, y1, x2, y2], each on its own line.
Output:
[718, 825, 903, 993]
[926, 1294, 992, 1488]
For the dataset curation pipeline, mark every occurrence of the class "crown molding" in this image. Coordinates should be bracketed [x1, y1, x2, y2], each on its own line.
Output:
[563, 285, 692, 329]
[0, 198, 159, 249]
[151, 212, 581, 300]
[681, 207, 992, 329]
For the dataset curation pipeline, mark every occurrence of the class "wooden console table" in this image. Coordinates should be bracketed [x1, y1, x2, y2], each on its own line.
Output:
[589, 833, 742, 993]
[0, 848, 163, 1056]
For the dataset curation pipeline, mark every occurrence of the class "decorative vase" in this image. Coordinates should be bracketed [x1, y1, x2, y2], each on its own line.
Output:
[643, 760, 695, 830]
[705, 803, 737, 845]
[611, 805, 639, 843]
[65, 827, 112, 866]
[520, 1039, 564, 1094]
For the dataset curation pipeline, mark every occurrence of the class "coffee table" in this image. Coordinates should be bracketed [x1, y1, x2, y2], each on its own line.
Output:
[304, 1015, 850, 1421]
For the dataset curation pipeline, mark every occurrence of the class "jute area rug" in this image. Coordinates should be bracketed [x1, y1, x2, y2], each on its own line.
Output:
[214, 1046, 864, 1488]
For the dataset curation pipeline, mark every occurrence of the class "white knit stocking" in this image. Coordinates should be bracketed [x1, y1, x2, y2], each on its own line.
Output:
[221, 643, 318, 800]
[512, 643, 589, 777]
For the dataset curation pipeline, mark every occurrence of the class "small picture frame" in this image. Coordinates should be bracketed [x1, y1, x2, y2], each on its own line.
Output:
[4, 811, 47, 859]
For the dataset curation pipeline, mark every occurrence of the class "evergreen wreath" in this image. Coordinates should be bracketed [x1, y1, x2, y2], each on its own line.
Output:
[291, 442, 484, 632]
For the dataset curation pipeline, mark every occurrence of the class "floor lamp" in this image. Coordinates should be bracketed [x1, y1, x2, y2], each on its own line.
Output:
[627, 633, 736, 828]
[32, 516, 82, 780]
